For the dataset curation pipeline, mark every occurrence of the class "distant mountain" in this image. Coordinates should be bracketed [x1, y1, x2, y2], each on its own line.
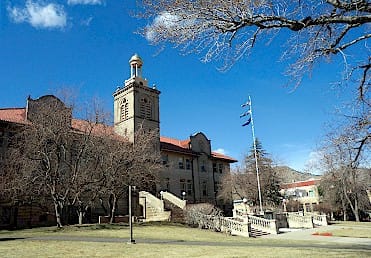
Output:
[273, 166, 320, 184]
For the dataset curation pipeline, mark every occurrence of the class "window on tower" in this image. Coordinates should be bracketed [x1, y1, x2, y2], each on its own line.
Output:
[120, 98, 129, 121]
[140, 97, 152, 119]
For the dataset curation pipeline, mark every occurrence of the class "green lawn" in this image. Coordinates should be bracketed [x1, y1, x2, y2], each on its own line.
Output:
[0, 222, 370, 258]
[326, 221, 371, 238]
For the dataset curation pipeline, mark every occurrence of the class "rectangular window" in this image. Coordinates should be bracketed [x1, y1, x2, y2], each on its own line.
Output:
[201, 161, 206, 172]
[162, 154, 168, 165]
[215, 181, 220, 193]
[178, 157, 184, 169]
[308, 190, 314, 197]
[187, 180, 193, 196]
[164, 178, 170, 191]
[180, 179, 186, 196]
[202, 181, 208, 196]
[218, 164, 223, 173]
[185, 159, 191, 170]
[212, 163, 217, 173]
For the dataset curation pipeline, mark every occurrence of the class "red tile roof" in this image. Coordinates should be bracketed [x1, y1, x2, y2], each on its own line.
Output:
[161, 136, 237, 163]
[71, 119, 117, 138]
[0, 108, 237, 162]
[160, 136, 190, 148]
[211, 151, 238, 163]
[281, 179, 320, 189]
[0, 108, 28, 124]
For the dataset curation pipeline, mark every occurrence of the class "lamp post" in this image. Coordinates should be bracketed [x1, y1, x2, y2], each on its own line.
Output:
[242, 198, 248, 220]
[128, 185, 136, 244]
[182, 191, 186, 200]
[160, 191, 164, 200]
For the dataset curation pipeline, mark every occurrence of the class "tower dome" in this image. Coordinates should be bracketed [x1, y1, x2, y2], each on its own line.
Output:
[129, 54, 143, 67]
[129, 54, 143, 78]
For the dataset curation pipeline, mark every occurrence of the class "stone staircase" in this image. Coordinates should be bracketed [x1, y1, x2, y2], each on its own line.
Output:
[139, 191, 171, 222]
[249, 227, 271, 238]
[139, 191, 188, 223]
[161, 191, 187, 222]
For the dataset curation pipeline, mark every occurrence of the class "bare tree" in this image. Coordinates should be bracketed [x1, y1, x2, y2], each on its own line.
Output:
[4, 95, 112, 227]
[318, 119, 370, 221]
[138, 0, 370, 92]
[98, 126, 163, 223]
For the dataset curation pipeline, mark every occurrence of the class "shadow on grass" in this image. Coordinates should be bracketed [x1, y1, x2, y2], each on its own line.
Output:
[0, 237, 25, 241]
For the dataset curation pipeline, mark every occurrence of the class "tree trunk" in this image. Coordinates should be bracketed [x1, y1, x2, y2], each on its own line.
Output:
[109, 194, 117, 224]
[78, 211, 84, 225]
[353, 198, 360, 222]
[54, 202, 63, 228]
[341, 192, 347, 221]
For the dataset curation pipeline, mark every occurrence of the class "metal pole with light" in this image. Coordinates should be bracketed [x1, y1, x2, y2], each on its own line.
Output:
[241, 96, 263, 215]
[128, 185, 136, 244]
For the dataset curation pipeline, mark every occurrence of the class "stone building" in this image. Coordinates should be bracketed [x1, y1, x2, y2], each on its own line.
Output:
[280, 178, 321, 212]
[0, 54, 237, 226]
[112, 54, 237, 203]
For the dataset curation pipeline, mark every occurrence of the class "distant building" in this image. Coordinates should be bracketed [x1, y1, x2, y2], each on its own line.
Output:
[280, 178, 321, 212]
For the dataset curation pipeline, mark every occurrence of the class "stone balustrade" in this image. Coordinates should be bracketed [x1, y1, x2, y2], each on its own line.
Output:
[161, 191, 186, 209]
[247, 215, 279, 234]
[220, 217, 250, 237]
[139, 191, 171, 222]
[196, 213, 250, 237]
[286, 213, 313, 228]
[306, 212, 328, 226]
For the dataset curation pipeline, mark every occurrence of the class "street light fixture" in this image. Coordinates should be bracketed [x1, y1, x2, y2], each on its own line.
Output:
[182, 191, 186, 200]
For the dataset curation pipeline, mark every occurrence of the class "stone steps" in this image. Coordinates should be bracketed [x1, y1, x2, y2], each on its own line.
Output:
[249, 227, 271, 238]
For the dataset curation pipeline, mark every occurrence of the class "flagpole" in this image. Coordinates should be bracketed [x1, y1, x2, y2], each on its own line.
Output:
[248, 96, 263, 215]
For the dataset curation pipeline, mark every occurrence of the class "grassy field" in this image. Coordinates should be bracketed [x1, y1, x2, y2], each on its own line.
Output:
[0, 222, 370, 258]
[327, 221, 371, 238]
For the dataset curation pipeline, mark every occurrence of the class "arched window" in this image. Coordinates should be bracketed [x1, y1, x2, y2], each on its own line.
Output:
[140, 97, 152, 119]
[120, 98, 129, 121]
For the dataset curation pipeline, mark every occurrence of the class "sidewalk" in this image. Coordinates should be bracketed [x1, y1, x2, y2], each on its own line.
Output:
[264, 225, 371, 246]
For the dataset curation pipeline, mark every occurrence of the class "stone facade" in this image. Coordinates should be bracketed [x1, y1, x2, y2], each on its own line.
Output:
[112, 54, 236, 204]
[0, 54, 237, 227]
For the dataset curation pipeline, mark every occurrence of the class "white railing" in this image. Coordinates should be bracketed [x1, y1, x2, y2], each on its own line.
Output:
[305, 212, 328, 226]
[286, 213, 313, 228]
[247, 215, 279, 235]
[139, 191, 164, 212]
[161, 191, 186, 209]
[139, 191, 171, 222]
[195, 213, 250, 237]
[220, 217, 250, 237]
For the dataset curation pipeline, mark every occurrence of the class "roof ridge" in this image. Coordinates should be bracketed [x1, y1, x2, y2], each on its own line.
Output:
[0, 107, 25, 110]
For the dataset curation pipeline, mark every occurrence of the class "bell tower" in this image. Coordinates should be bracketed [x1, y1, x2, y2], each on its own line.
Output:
[113, 54, 160, 142]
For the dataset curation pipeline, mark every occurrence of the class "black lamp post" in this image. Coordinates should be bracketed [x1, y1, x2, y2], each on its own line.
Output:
[128, 185, 136, 244]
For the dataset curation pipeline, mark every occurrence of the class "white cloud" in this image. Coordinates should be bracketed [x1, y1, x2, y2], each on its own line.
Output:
[8, 1, 66, 29]
[213, 148, 227, 155]
[303, 151, 323, 174]
[67, 0, 102, 5]
[145, 12, 194, 42]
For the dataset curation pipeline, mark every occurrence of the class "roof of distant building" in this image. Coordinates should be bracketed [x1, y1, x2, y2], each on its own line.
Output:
[0, 108, 28, 124]
[281, 178, 321, 189]
[0, 107, 237, 163]
[161, 136, 237, 163]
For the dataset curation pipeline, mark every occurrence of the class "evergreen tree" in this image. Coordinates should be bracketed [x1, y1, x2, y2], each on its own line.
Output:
[244, 139, 282, 207]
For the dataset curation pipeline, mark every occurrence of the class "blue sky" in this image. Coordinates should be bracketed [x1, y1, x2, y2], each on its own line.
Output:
[0, 1, 355, 172]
